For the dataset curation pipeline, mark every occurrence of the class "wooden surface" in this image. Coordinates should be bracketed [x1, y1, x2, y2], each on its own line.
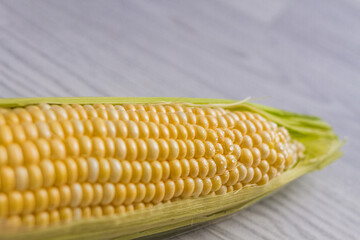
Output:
[0, 0, 359, 239]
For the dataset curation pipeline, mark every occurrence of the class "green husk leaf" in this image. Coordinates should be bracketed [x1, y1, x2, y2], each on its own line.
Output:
[0, 97, 343, 240]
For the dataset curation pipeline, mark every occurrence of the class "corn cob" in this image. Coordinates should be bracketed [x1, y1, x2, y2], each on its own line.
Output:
[0, 97, 341, 240]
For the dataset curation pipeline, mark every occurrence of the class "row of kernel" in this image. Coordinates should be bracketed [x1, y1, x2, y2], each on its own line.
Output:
[0, 153, 242, 193]
[1, 203, 158, 228]
[0, 175, 230, 217]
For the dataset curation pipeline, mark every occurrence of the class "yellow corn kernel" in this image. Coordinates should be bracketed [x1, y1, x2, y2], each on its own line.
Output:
[0, 103, 306, 228]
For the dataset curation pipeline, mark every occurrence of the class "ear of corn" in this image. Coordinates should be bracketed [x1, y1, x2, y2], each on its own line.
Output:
[0, 97, 342, 240]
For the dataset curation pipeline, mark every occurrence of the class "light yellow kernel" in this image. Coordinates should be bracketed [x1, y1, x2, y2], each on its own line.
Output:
[216, 116, 228, 128]
[98, 158, 111, 183]
[237, 163, 247, 181]
[101, 183, 115, 205]
[92, 137, 105, 158]
[83, 119, 94, 135]
[251, 167, 262, 184]
[259, 143, 270, 160]
[227, 168, 240, 186]
[197, 158, 209, 178]
[35, 122, 52, 139]
[114, 138, 126, 160]
[206, 115, 218, 129]
[168, 139, 179, 160]
[120, 161, 132, 183]
[147, 122, 159, 139]
[131, 161, 142, 183]
[194, 139, 205, 158]
[268, 167, 277, 179]
[161, 161, 170, 180]
[59, 186, 71, 207]
[220, 170, 230, 185]
[215, 185, 227, 195]
[135, 183, 146, 203]
[258, 174, 269, 185]
[0, 145, 7, 166]
[127, 111, 139, 122]
[91, 184, 103, 206]
[251, 148, 261, 167]
[114, 205, 126, 214]
[235, 121, 247, 135]
[34, 189, 49, 212]
[117, 110, 129, 122]
[174, 179, 184, 197]
[77, 157, 89, 182]
[22, 122, 39, 140]
[260, 131, 271, 144]
[175, 112, 187, 125]
[22, 214, 35, 227]
[151, 161, 163, 182]
[206, 129, 218, 142]
[185, 112, 196, 125]
[222, 137, 234, 154]
[240, 148, 253, 168]
[144, 183, 156, 203]
[177, 140, 187, 159]
[50, 138, 66, 160]
[65, 137, 80, 157]
[7, 143, 23, 166]
[169, 159, 182, 180]
[112, 184, 126, 206]
[201, 178, 212, 196]
[40, 160, 55, 187]
[211, 176, 222, 192]
[194, 126, 207, 142]
[49, 210, 61, 224]
[185, 140, 195, 159]
[214, 154, 227, 175]
[242, 167, 254, 184]
[22, 191, 35, 214]
[214, 143, 224, 154]
[157, 139, 169, 161]
[168, 112, 180, 125]
[48, 187, 61, 210]
[1, 167, 15, 192]
[185, 124, 195, 139]
[241, 135, 253, 149]
[8, 191, 23, 215]
[28, 164, 43, 190]
[49, 121, 65, 139]
[141, 161, 152, 183]
[274, 153, 286, 169]
[0, 125, 13, 145]
[148, 111, 160, 124]
[153, 182, 165, 204]
[181, 178, 195, 199]
[11, 124, 26, 143]
[15, 166, 29, 191]
[109, 158, 122, 183]
[224, 129, 235, 142]
[159, 124, 170, 139]
[59, 207, 73, 223]
[207, 159, 217, 178]
[259, 160, 270, 173]
[87, 158, 99, 183]
[204, 141, 215, 158]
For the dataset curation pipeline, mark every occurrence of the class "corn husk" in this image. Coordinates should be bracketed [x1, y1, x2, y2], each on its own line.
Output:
[0, 97, 343, 240]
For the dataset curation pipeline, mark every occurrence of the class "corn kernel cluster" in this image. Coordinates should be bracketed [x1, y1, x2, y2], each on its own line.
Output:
[0, 103, 304, 228]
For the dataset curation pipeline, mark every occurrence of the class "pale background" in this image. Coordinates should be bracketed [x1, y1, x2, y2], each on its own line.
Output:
[0, 0, 359, 239]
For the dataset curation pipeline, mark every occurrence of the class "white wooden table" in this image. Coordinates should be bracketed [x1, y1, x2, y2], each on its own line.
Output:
[0, 0, 359, 239]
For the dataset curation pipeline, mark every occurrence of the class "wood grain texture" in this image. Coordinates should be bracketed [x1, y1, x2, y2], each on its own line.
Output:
[0, 0, 359, 239]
